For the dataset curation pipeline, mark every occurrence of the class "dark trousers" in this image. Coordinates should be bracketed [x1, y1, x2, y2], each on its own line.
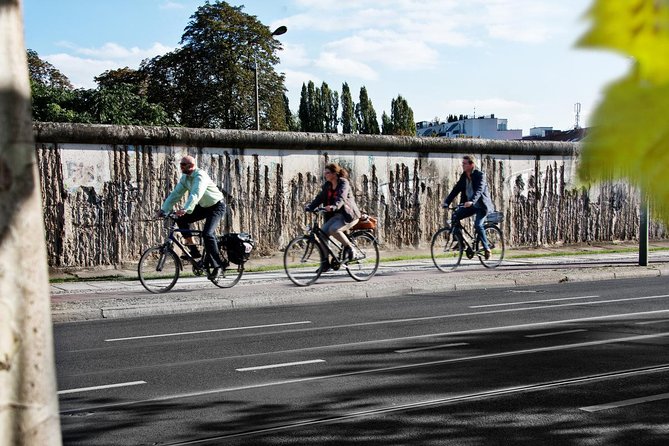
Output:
[176, 201, 226, 268]
[452, 206, 489, 250]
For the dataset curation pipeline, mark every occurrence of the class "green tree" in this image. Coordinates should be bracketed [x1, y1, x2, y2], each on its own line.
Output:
[141, 1, 287, 129]
[87, 84, 168, 126]
[381, 111, 392, 135]
[26, 48, 72, 89]
[355, 86, 380, 134]
[390, 94, 416, 136]
[27, 49, 91, 123]
[298, 83, 310, 132]
[319, 82, 339, 133]
[341, 82, 356, 134]
[283, 93, 300, 131]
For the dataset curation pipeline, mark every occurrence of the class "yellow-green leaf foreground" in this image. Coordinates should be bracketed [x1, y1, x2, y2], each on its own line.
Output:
[577, 0, 669, 224]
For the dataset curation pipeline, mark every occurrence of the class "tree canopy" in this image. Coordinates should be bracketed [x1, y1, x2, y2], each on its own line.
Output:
[141, 1, 287, 130]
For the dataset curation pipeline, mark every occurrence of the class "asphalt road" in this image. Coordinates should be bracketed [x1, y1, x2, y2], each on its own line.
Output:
[55, 276, 669, 445]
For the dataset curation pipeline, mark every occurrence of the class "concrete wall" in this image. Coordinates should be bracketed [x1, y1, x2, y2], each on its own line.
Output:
[34, 123, 666, 268]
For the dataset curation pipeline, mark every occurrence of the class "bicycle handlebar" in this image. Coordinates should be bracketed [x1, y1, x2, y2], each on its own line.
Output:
[304, 207, 329, 214]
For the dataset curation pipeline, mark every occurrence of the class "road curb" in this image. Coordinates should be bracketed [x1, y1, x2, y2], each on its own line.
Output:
[50, 262, 669, 323]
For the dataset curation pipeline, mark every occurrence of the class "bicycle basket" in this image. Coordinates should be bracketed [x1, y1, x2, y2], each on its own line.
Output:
[487, 211, 504, 224]
[219, 232, 255, 264]
[351, 214, 377, 231]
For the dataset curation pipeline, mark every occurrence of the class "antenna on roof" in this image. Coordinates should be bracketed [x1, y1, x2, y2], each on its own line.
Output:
[574, 102, 581, 129]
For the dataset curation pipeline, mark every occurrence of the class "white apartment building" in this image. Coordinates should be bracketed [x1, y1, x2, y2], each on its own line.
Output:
[416, 115, 522, 140]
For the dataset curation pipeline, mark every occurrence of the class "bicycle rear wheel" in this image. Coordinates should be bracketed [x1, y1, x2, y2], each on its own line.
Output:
[208, 262, 244, 288]
[284, 235, 325, 286]
[479, 225, 505, 268]
[138, 246, 180, 293]
[346, 232, 379, 281]
[431, 227, 463, 272]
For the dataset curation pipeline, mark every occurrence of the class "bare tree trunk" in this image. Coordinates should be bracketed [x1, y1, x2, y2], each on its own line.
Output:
[0, 0, 62, 444]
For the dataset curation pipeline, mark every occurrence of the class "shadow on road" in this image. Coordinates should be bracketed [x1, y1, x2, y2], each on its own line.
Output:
[60, 316, 669, 445]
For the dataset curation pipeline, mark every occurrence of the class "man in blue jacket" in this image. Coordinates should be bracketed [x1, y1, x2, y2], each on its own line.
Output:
[442, 154, 495, 259]
[158, 155, 227, 279]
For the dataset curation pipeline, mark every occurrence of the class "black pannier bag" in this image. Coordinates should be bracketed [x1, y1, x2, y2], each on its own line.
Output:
[486, 211, 504, 224]
[219, 233, 255, 264]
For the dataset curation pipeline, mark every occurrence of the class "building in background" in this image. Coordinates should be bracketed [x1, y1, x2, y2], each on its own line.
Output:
[523, 126, 588, 142]
[416, 115, 522, 140]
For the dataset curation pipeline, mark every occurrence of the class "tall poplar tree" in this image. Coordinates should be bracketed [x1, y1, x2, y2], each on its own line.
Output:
[341, 82, 356, 134]
[355, 86, 380, 135]
[381, 111, 393, 135]
[390, 94, 416, 136]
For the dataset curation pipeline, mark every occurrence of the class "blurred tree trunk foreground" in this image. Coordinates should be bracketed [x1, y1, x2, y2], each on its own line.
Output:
[0, 0, 61, 444]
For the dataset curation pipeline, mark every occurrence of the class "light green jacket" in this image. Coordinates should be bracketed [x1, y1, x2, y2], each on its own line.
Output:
[161, 168, 224, 214]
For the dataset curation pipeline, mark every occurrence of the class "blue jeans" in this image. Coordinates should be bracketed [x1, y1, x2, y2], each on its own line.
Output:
[452, 206, 489, 251]
[176, 201, 226, 268]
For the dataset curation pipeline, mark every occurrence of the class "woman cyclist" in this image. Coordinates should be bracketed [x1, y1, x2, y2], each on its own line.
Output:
[305, 163, 362, 261]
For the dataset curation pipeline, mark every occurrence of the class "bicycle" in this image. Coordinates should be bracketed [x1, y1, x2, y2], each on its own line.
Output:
[430, 206, 505, 272]
[138, 212, 251, 293]
[283, 209, 380, 286]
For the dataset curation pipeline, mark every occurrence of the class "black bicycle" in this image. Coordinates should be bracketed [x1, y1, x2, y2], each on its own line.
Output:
[431, 206, 505, 272]
[283, 209, 380, 286]
[138, 213, 252, 293]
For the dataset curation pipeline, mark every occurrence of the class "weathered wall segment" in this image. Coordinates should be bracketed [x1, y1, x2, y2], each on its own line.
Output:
[34, 123, 666, 268]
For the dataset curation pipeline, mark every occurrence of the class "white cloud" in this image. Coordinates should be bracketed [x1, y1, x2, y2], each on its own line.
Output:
[475, 0, 570, 43]
[160, 1, 186, 10]
[46, 54, 119, 89]
[276, 0, 578, 85]
[315, 52, 378, 80]
[45, 42, 175, 89]
[324, 31, 439, 71]
[282, 68, 321, 92]
[279, 42, 310, 68]
[71, 42, 173, 61]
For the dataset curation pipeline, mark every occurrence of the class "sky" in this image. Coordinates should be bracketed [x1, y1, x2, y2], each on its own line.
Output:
[22, 0, 630, 136]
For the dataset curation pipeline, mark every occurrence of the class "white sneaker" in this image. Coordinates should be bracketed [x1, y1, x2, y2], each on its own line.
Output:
[351, 248, 364, 261]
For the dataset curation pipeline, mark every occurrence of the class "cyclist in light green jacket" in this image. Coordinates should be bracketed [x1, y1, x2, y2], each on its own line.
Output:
[157, 155, 227, 279]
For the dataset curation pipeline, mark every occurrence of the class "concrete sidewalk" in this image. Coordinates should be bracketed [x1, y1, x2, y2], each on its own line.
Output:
[50, 241, 669, 323]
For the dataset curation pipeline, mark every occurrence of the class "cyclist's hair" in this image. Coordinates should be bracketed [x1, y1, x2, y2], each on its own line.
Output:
[325, 163, 349, 179]
[463, 154, 477, 167]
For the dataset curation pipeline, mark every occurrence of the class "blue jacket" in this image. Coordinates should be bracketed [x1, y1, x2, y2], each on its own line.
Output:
[443, 169, 495, 213]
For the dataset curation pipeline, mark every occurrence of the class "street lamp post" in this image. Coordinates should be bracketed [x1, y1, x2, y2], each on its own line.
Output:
[254, 25, 287, 130]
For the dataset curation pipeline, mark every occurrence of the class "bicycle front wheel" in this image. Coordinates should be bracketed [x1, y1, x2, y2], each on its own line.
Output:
[283, 236, 325, 286]
[431, 227, 463, 272]
[479, 225, 505, 268]
[209, 262, 244, 288]
[346, 232, 379, 281]
[138, 246, 180, 293]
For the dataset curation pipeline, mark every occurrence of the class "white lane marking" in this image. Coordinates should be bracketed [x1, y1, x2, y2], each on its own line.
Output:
[470, 295, 599, 308]
[97, 295, 669, 344]
[395, 342, 469, 354]
[236, 360, 326, 372]
[525, 329, 588, 338]
[58, 381, 146, 395]
[108, 365, 669, 444]
[71, 309, 669, 377]
[580, 392, 669, 412]
[60, 332, 669, 414]
[105, 321, 312, 342]
[635, 319, 669, 325]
